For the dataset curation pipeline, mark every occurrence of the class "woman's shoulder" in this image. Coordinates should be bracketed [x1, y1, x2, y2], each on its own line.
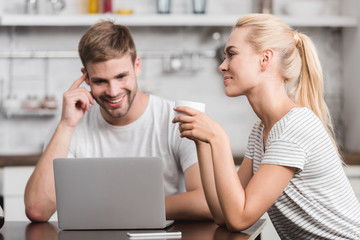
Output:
[278, 107, 326, 142]
[286, 107, 322, 129]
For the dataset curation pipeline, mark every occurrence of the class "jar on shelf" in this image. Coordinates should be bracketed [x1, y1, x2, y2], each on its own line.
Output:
[157, 0, 171, 14]
[260, 0, 273, 14]
[88, 0, 99, 14]
[103, 0, 112, 13]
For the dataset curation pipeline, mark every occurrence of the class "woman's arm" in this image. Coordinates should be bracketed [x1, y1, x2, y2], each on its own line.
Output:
[173, 106, 296, 231]
[237, 157, 254, 189]
[195, 141, 225, 225]
[211, 133, 295, 231]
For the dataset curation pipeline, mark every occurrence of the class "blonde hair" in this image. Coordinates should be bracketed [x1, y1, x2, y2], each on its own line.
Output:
[236, 14, 338, 152]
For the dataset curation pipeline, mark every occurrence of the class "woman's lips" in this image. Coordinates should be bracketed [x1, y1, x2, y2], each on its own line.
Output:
[223, 76, 232, 85]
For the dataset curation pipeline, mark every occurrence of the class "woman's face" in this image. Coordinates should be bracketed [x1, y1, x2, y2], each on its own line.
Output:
[218, 27, 262, 97]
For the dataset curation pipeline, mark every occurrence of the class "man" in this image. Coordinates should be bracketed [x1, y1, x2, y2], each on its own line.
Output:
[24, 21, 211, 222]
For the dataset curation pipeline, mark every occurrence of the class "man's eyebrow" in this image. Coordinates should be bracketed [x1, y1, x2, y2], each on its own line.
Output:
[114, 72, 129, 78]
[90, 71, 130, 81]
[90, 76, 107, 82]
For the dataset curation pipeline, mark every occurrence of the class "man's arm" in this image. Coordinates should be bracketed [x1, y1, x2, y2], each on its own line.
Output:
[24, 74, 94, 222]
[24, 123, 75, 222]
[164, 163, 213, 220]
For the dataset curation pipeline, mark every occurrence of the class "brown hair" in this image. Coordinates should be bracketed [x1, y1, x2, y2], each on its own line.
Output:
[236, 14, 338, 152]
[78, 20, 137, 69]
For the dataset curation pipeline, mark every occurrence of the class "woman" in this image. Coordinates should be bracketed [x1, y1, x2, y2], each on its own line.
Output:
[173, 14, 360, 239]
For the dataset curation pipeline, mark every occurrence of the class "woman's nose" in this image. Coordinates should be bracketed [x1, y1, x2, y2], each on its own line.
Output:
[218, 59, 227, 73]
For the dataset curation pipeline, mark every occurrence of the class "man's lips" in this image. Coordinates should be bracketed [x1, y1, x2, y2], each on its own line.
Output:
[108, 97, 123, 104]
[103, 95, 126, 108]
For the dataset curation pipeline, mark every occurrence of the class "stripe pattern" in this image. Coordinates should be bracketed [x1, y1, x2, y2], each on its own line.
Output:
[245, 107, 360, 239]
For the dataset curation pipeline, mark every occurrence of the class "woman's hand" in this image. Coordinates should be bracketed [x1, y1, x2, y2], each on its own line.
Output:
[173, 106, 225, 144]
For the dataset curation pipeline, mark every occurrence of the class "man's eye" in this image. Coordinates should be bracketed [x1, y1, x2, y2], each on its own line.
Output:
[116, 74, 127, 79]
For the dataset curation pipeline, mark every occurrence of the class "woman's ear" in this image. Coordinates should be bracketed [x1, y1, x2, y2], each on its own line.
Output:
[260, 49, 274, 71]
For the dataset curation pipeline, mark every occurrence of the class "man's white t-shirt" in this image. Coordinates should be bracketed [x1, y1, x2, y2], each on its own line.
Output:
[67, 95, 198, 196]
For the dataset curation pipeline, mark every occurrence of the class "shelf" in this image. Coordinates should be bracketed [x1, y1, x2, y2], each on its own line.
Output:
[3, 108, 57, 118]
[279, 15, 358, 27]
[0, 14, 238, 27]
[0, 14, 357, 27]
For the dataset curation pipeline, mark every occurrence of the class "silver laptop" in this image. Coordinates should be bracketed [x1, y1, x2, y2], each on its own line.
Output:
[53, 157, 173, 230]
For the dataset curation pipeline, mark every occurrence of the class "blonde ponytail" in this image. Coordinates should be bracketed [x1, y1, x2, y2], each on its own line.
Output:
[236, 14, 339, 153]
[291, 33, 337, 151]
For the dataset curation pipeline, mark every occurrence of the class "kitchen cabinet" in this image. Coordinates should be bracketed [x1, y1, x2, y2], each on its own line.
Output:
[1, 166, 57, 221]
[0, 154, 58, 222]
[2, 166, 33, 221]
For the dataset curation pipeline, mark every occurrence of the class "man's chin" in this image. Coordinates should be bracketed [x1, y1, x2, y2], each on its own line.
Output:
[99, 105, 125, 119]
[104, 110, 125, 119]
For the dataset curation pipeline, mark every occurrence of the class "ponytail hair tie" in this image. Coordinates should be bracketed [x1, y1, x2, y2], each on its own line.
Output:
[293, 31, 302, 47]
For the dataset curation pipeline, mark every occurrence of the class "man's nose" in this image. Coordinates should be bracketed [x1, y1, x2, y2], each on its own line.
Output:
[106, 81, 122, 97]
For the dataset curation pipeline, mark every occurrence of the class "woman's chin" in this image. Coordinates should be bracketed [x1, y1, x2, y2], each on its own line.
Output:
[224, 89, 240, 97]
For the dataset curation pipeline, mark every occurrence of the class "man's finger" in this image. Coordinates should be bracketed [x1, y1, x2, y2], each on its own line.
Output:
[69, 73, 87, 90]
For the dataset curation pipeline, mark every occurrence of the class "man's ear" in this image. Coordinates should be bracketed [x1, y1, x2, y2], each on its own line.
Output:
[260, 49, 274, 71]
[134, 56, 142, 77]
[81, 67, 90, 85]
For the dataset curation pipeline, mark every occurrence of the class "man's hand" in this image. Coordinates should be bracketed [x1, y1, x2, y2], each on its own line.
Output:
[61, 73, 95, 128]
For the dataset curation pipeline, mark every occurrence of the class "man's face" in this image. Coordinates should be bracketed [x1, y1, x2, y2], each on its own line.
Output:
[85, 55, 141, 124]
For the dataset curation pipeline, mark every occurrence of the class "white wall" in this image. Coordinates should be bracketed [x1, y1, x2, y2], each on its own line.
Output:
[343, 0, 360, 152]
[0, 24, 345, 156]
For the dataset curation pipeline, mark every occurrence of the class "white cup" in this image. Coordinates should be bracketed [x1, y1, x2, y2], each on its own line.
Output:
[175, 100, 205, 115]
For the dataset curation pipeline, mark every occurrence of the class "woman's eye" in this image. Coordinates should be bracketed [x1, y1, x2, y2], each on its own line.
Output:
[224, 52, 235, 59]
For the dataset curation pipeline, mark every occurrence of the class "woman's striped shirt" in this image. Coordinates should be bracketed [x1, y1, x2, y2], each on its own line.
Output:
[245, 107, 360, 239]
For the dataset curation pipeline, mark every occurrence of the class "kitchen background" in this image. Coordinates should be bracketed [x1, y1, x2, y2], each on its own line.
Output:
[0, 0, 359, 239]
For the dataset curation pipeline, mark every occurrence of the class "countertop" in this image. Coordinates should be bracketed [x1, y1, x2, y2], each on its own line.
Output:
[0, 155, 40, 167]
[0, 153, 359, 168]
[0, 220, 266, 240]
